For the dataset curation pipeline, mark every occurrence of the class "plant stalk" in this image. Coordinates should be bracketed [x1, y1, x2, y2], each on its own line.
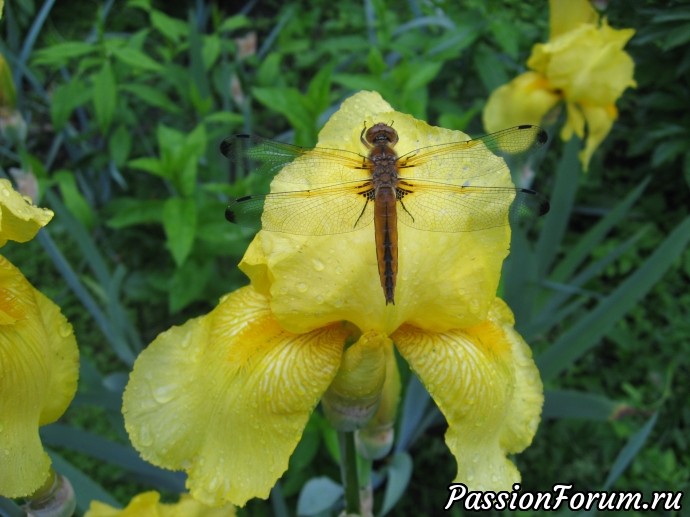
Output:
[338, 430, 360, 515]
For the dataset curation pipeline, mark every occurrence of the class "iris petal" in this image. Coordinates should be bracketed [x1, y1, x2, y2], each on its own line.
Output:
[123, 286, 347, 506]
[0, 256, 79, 497]
[241, 91, 513, 335]
[392, 299, 542, 490]
[0, 179, 53, 247]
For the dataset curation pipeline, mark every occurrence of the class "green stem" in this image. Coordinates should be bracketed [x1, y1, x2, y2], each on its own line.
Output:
[338, 431, 360, 514]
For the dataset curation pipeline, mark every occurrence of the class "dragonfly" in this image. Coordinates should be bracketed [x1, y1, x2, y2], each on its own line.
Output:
[221, 123, 549, 305]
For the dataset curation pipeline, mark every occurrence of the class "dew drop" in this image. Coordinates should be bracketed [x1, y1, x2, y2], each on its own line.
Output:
[152, 384, 176, 404]
[312, 259, 325, 272]
[296, 282, 307, 293]
[57, 321, 72, 338]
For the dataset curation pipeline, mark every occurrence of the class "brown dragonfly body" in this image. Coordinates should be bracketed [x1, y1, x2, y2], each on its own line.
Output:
[364, 123, 402, 304]
[221, 123, 549, 305]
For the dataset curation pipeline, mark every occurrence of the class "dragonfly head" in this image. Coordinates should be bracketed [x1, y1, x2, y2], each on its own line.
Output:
[363, 122, 399, 148]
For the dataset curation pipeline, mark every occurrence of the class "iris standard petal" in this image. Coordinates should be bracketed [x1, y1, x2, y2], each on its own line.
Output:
[0, 256, 79, 497]
[241, 91, 513, 335]
[548, 0, 598, 40]
[392, 300, 542, 491]
[528, 21, 635, 107]
[123, 286, 348, 506]
[0, 179, 53, 247]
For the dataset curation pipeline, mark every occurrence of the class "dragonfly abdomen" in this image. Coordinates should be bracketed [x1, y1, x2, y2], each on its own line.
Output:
[374, 187, 398, 305]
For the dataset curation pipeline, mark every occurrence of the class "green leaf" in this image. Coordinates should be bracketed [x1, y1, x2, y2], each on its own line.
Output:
[110, 45, 164, 73]
[109, 125, 132, 167]
[47, 451, 119, 513]
[50, 78, 92, 130]
[120, 83, 181, 113]
[162, 197, 197, 266]
[127, 157, 167, 178]
[488, 16, 520, 57]
[401, 61, 443, 93]
[255, 53, 282, 87]
[253, 87, 314, 143]
[168, 257, 212, 312]
[538, 215, 690, 381]
[473, 45, 509, 93]
[173, 123, 206, 196]
[151, 9, 187, 42]
[53, 170, 95, 229]
[306, 64, 333, 116]
[42, 425, 183, 491]
[297, 477, 343, 515]
[380, 453, 413, 516]
[536, 137, 581, 276]
[542, 390, 622, 421]
[367, 47, 386, 75]
[32, 41, 96, 66]
[93, 61, 117, 132]
[219, 15, 251, 32]
[202, 34, 221, 70]
[602, 413, 658, 490]
[203, 111, 244, 126]
[550, 178, 650, 283]
[106, 198, 164, 228]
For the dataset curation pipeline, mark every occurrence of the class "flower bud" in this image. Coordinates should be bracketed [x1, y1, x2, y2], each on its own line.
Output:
[322, 331, 390, 431]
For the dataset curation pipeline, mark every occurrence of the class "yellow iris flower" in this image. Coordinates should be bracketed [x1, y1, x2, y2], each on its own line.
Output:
[483, 0, 636, 169]
[0, 179, 79, 497]
[123, 91, 543, 507]
[85, 491, 236, 517]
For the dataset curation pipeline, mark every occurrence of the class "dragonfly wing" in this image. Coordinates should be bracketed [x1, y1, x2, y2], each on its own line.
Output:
[226, 181, 375, 235]
[396, 179, 549, 232]
[398, 125, 547, 182]
[220, 135, 371, 185]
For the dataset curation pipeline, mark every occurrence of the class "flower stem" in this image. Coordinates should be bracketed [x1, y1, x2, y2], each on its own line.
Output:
[338, 430, 360, 514]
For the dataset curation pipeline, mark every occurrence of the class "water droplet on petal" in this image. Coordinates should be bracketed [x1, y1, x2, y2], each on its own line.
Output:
[152, 384, 176, 404]
[296, 282, 307, 293]
[312, 259, 325, 271]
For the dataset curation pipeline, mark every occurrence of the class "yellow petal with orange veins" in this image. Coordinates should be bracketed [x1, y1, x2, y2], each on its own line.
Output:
[0, 179, 53, 247]
[548, 0, 598, 40]
[0, 256, 79, 497]
[84, 491, 236, 517]
[483, 72, 560, 133]
[487, 299, 543, 453]
[392, 303, 542, 491]
[123, 286, 348, 507]
[241, 91, 513, 335]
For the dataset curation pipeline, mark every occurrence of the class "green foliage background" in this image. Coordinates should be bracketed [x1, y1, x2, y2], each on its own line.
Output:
[1, 0, 689, 515]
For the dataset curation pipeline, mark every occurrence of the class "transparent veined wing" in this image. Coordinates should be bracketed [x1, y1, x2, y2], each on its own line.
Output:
[395, 179, 550, 232]
[220, 135, 372, 185]
[397, 125, 548, 183]
[225, 179, 376, 235]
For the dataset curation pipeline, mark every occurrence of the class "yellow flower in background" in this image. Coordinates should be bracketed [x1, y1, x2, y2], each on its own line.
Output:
[0, 180, 79, 498]
[483, 0, 636, 169]
[123, 91, 543, 507]
[0, 179, 53, 247]
[85, 491, 236, 517]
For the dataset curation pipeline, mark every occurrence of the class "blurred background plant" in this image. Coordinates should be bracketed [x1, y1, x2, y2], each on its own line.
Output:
[1, 0, 688, 515]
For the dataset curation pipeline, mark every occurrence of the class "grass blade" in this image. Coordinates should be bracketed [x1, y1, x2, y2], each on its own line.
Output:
[538, 215, 690, 381]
